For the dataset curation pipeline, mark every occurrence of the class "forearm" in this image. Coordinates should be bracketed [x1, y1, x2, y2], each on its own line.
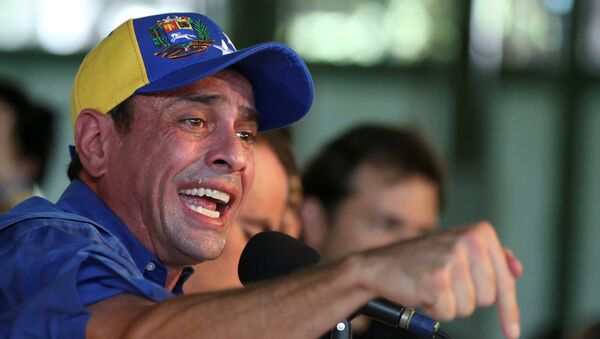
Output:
[122, 256, 373, 339]
[90, 222, 522, 339]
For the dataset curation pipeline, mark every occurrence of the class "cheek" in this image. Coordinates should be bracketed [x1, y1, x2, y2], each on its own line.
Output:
[227, 225, 249, 258]
[236, 156, 255, 210]
[351, 227, 394, 251]
[331, 212, 396, 252]
[244, 154, 256, 190]
[329, 211, 370, 250]
[139, 136, 201, 186]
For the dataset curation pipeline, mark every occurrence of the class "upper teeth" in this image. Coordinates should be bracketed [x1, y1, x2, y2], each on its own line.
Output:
[179, 188, 231, 204]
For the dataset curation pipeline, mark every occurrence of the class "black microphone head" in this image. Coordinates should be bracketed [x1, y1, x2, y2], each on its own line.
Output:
[238, 231, 321, 285]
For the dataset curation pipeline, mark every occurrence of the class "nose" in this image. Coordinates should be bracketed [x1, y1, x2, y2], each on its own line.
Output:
[204, 129, 249, 173]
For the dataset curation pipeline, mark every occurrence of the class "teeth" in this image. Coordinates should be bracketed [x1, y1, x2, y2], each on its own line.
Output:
[206, 188, 231, 203]
[179, 187, 230, 203]
[188, 204, 220, 219]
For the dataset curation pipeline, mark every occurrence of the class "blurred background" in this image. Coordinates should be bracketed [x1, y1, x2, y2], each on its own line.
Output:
[1, 0, 599, 338]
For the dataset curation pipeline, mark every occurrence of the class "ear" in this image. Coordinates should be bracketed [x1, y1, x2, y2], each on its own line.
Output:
[299, 196, 329, 252]
[20, 156, 40, 182]
[74, 109, 113, 179]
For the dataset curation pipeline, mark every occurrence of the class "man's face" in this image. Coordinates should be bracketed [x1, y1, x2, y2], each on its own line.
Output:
[101, 69, 257, 267]
[236, 141, 290, 238]
[320, 163, 439, 259]
[0, 100, 19, 184]
[185, 141, 289, 292]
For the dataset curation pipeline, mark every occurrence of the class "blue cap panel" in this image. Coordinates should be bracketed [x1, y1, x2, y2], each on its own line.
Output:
[132, 12, 236, 84]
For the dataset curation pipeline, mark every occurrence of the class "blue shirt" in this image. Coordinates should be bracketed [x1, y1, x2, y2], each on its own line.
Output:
[0, 180, 187, 338]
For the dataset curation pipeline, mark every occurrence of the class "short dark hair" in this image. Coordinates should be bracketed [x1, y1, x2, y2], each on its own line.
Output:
[67, 97, 134, 181]
[302, 125, 445, 222]
[0, 80, 56, 185]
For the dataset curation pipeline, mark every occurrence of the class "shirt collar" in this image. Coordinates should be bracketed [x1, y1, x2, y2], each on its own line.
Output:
[56, 180, 168, 287]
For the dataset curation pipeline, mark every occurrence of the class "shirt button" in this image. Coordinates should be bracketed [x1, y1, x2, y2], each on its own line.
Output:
[145, 262, 156, 271]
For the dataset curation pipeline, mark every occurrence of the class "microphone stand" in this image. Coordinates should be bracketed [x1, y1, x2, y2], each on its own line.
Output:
[330, 318, 352, 339]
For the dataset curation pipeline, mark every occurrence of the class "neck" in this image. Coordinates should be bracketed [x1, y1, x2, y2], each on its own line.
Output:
[166, 266, 184, 290]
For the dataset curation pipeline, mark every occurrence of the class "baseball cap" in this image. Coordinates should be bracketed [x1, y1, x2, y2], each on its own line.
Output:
[71, 12, 314, 131]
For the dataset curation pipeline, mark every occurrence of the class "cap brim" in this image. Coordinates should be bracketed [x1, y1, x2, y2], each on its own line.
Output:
[136, 42, 313, 131]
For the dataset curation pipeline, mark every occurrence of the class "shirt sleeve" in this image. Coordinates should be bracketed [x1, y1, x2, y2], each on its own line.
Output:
[0, 218, 173, 339]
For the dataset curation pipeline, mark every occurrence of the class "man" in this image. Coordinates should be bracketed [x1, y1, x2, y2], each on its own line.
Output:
[0, 12, 522, 339]
[0, 80, 55, 212]
[185, 130, 302, 292]
[302, 125, 444, 257]
[301, 125, 447, 337]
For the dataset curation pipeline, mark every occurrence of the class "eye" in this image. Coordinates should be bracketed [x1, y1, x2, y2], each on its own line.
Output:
[373, 216, 404, 232]
[240, 220, 270, 241]
[181, 118, 207, 128]
[237, 131, 256, 144]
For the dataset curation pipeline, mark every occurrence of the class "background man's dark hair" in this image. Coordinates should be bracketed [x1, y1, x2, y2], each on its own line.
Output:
[0, 80, 56, 185]
[302, 125, 445, 223]
[67, 98, 134, 181]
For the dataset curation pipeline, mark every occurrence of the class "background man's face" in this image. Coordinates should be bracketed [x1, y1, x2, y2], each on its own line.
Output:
[0, 100, 32, 187]
[320, 163, 440, 259]
[186, 141, 290, 292]
[103, 70, 257, 267]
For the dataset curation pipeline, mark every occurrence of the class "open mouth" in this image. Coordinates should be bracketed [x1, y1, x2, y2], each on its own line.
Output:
[178, 187, 231, 219]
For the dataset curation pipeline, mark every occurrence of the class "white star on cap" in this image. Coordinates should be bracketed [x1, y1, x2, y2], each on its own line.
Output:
[214, 39, 235, 55]
[224, 33, 236, 50]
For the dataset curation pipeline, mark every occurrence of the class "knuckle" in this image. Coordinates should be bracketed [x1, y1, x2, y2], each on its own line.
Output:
[477, 220, 493, 229]
[480, 220, 498, 238]
[431, 268, 451, 290]
[435, 302, 457, 321]
[462, 231, 483, 246]
[478, 288, 496, 307]
[462, 231, 484, 251]
[458, 301, 476, 317]
[419, 291, 437, 309]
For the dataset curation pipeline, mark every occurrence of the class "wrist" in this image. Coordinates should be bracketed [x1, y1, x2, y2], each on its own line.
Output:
[336, 253, 377, 301]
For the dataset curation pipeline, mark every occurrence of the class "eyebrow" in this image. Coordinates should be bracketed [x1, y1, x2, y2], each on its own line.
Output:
[180, 94, 259, 124]
[382, 215, 406, 227]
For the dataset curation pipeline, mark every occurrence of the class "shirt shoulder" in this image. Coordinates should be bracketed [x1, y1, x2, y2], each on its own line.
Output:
[1, 196, 109, 234]
[0, 196, 172, 338]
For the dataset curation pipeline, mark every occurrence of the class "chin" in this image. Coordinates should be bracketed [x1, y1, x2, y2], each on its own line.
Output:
[189, 234, 228, 262]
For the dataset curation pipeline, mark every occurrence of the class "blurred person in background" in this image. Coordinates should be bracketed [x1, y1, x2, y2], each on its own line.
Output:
[273, 127, 305, 239]
[281, 172, 304, 238]
[301, 125, 445, 338]
[185, 129, 303, 292]
[573, 322, 600, 339]
[0, 80, 55, 212]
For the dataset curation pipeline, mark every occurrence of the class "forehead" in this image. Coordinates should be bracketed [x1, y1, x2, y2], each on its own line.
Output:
[170, 69, 255, 103]
[351, 163, 438, 203]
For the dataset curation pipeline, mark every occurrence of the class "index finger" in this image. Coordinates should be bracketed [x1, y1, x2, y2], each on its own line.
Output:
[483, 224, 521, 339]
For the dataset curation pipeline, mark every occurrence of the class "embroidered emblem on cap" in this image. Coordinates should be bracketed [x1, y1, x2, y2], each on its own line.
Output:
[150, 15, 215, 59]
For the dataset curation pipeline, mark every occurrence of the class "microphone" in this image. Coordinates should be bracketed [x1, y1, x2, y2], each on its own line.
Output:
[238, 231, 443, 338]
[238, 231, 321, 284]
